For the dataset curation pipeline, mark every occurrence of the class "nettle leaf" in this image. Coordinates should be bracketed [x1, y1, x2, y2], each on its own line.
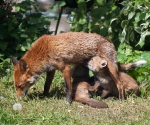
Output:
[127, 26, 133, 34]
[130, 31, 134, 42]
[135, 12, 141, 23]
[134, 26, 142, 34]
[96, 0, 106, 6]
[121, 20, 128, 28]
[79, 18, 87, 24]
[136, 31, 150, 48]
[128, 11, 135, 20]
[109, 18, 118, 26]
[139, 13, 146, 21]
[119, 27, 126, 43]
[20, 34, 28, 38]
[140, 21, 150, 29]
[120, 1, 128, 6]
[15, 6, 20, 11]
[20, 6, 27, 12]
[22, 41, 30, 50]
[145, 13, 150, 20]
[77, 0, 86, 9]
[20, 46, 26, 51]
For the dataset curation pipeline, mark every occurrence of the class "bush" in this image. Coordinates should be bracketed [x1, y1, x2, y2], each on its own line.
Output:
[69, 0, 150, 50]
[0, 0, 51, 61]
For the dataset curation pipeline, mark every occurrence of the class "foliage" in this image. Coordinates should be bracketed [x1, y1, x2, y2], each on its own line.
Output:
[119, 0, 150, 50]
[69, 0, 150, 50]
[0, 0, 51, 62]
[117, 43, 150, 96]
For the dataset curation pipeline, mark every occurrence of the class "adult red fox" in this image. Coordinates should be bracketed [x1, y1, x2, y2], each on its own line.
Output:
[85, 56, 147, 98]
[72, 64, 108, 108]
[11, 32, 125, 103]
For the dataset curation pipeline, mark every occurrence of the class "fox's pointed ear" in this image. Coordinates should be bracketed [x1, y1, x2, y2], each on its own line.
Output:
[19, 59, 28, 72]
[100, 60, 107, 68]
[10, 56, 19, 66]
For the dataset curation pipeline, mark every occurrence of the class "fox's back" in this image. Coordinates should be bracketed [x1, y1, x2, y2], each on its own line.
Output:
[47, 32, 112, 63]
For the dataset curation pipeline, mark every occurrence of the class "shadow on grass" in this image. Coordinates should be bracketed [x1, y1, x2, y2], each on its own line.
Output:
[26, 86, 66, 100]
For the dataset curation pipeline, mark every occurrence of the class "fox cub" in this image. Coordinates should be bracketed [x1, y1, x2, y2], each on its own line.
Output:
[85, 56, 147, 98]
[71, 64, 108, 108]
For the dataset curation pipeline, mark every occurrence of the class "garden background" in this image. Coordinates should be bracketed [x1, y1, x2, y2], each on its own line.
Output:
[0, 0, 150, 124]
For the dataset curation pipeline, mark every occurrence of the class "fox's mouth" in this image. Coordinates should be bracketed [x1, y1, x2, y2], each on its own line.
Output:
[24, 89, 28, 96]
[18, 83, 33, 99]
[18, 89, 28, 100]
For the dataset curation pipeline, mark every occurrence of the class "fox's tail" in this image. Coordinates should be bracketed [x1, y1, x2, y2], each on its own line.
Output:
[76, 97, 108, 108]
[119, 60, 147, 71]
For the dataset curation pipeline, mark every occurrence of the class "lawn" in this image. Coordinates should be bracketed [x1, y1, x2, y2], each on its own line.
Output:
[0, 71, 150, 125]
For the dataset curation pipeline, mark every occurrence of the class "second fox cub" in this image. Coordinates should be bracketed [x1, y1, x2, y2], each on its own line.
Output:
[86, 56, 147, 98]
[72, 64, 108, 108]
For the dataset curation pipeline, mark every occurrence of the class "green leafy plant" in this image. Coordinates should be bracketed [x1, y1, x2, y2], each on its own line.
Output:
[0, 0, 51, 61]
[69, 0, 150, 50]
[117, 43, 150, 96]
[119, 0, 150, 49]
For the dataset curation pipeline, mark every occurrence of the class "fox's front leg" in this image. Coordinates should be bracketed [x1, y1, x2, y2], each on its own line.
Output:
[43, 70, 55, 96]
[61, 65, 72, 104]
[101, 90, 111, 99]
[107, 60, 125, 100]
[88, 81, 101, 91]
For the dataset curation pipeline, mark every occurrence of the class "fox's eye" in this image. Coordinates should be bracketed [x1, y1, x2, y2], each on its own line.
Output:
[16, 84, 21, 88]
[17, 83, 25, 88]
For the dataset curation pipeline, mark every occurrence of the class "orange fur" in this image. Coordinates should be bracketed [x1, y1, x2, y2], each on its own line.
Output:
[11, 32, 124, 103]
[72, 64, 108, 108]
[86, 56, 141, 98]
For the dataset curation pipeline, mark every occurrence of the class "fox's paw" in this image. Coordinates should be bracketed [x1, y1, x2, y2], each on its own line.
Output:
[66, 95, 72, 105]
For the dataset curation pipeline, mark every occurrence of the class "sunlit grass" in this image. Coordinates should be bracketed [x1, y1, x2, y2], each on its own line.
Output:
[0, 71, 150, 125]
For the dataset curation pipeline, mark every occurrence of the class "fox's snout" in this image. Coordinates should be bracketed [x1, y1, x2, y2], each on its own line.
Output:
[16, 88, 28, 99]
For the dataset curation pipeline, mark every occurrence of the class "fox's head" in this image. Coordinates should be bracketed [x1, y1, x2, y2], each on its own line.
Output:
[85, 56, 107, 72]
[10, 56, 38, 99]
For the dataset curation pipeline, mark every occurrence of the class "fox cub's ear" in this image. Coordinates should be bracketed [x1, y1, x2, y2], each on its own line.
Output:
[10, 56, 19, 66]
[100, 60, 107, 68]
[19, 59, 28, 72]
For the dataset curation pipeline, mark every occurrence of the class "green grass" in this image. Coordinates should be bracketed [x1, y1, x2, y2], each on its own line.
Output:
[0, 71, 150, 125]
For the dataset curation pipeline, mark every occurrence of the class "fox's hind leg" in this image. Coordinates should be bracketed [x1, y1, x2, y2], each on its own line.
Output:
[43, 70, 55, 96]
[107, 60, 125, 99]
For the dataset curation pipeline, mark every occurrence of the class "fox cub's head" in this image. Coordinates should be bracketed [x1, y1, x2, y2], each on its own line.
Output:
[86, 56, 107, 72]
[11, 56, 38, 99]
